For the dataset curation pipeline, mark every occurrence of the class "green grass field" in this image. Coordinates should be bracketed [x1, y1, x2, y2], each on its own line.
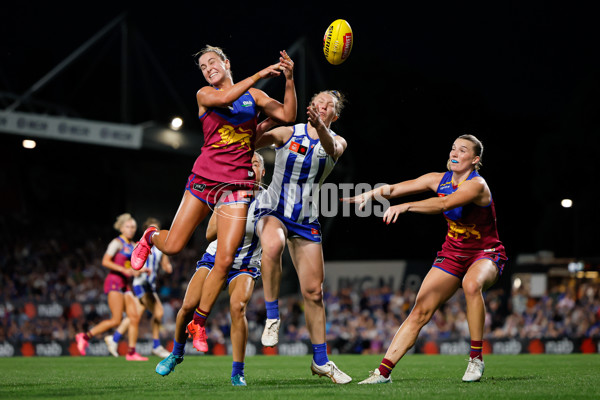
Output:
[1, 354, 598, 399]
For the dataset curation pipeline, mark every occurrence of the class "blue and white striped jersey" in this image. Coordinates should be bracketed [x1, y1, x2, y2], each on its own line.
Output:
[205, 191, 263, 270]
[133, 246, 163, 290]
[258, 123, 337, 225]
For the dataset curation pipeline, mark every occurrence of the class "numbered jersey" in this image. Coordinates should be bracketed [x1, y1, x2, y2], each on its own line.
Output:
[437, 170, 505, 253]
[259, 123, 337, 225]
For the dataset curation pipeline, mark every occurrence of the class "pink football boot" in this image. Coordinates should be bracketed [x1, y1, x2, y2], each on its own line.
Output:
[186, 321, 208, 352]
[131, 226, 157, 270]
[75, 333, 89, 356]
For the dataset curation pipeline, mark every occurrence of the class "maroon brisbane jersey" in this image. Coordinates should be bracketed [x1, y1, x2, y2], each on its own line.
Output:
[192, 90, 258, 184]
[436, 170, 505, 255]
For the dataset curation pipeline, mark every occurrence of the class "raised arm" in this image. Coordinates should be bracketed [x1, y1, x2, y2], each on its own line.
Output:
[306, 104, 346, 160]
[252, 51, 297, 124]
[196, 63, 282, 115]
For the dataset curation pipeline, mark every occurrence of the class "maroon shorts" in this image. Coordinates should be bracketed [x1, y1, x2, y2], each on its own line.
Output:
[185, 173, 254, 207]
[103, 272, 131, 294]
[432, 248, 507, 279]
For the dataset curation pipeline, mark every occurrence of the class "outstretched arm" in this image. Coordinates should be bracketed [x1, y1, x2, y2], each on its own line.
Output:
[255, 125, 294, 149]
[382, 178, 486, 224]
[342, 172, 444, 210]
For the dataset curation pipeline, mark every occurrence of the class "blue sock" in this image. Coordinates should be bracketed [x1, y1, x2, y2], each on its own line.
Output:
[265, 300, 279, 319]
[153, 339, 160, 349]
[312, 343, 329, 366]
[172, 340, 185, 357]
[232, 361, 245, 377]
[113, 331, 122, 342]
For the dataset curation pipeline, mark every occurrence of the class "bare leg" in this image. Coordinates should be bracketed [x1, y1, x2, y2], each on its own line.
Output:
[383, 268, 460, 364]
[287, 238, 326, 344]
[151, 191, 211, 255]
[228, 275, 255, 363]
[141, 293, 163, 341]
[89, 291, 124, 336]
[462, 259, 499, 341]
[124, 292, 142, 349]
[198, 203, 248, 312]
[255, 216, 287, 302]
[175, 268, 210, 343]
[114, 317, 130, 337]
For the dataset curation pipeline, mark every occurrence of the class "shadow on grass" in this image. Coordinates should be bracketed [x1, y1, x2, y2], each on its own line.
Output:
[484, 376, 540, 382]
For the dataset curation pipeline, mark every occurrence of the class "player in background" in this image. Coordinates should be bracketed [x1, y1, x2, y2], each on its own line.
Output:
[76, 213, 148, 361]
[131, 46, 296, 353]
[156, 152, 266, 386]
[253, 90, 351, 384]
[342, 134, 507, 383]
[105, 217, 173, 358]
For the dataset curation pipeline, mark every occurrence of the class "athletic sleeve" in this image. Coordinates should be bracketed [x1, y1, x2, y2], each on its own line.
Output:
[105, 238, 122, 257]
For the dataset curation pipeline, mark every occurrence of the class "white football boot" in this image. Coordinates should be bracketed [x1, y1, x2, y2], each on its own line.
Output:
[462, 357, 485, 382]
[104, 336, 119, 357]
[261, 318, 280, 347]
[358, 368, 391, 384]
[310, 360, 352, 384]
[152, 345, 171, 358]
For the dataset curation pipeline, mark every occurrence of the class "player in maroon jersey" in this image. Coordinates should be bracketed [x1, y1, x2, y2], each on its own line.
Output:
[131, 45, 296, 351]
[343, 134, 507, 383]
[75, 213, 149, 360]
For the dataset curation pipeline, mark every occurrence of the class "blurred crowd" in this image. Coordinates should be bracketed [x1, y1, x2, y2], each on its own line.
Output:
[1, 220, 599, 353]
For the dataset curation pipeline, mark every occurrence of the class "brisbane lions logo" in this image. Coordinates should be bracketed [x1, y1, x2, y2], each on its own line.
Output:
[447, 219, 481, 240]
[212, 125, 252, 152]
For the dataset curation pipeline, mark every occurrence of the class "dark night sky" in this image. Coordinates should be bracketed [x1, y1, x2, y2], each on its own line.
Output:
[1, 1, 599, 262]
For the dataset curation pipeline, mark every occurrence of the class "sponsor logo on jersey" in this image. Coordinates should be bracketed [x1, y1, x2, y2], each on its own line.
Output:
[289, 141, 308, 155]
[241, 100, 253, 107]
[193, 183, 206, 192]
[311, 228, 320, 235]
[316, 147, 328, 159]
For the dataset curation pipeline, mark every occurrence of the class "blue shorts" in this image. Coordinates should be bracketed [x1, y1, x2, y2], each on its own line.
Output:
[132, 282, 156, 299]
[256, 209, 322, 243]
[195, 253, 261, 288]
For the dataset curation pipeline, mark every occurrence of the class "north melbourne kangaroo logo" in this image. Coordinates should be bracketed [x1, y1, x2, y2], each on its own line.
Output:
[212, 125, 252, 152]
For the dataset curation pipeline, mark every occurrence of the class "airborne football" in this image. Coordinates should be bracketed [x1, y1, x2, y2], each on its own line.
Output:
[323, 19, 353, 65]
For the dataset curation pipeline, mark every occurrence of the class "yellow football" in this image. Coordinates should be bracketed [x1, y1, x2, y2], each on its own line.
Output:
[323, 19, 353, 65]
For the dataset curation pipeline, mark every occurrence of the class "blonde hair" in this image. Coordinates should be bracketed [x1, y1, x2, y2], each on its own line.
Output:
[143, 217, 161, 231]
[253, 151, 265, 167]
[194, 45, 228, 66]
[113, 213, 135, 231]
[309, 90, 347, 117]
